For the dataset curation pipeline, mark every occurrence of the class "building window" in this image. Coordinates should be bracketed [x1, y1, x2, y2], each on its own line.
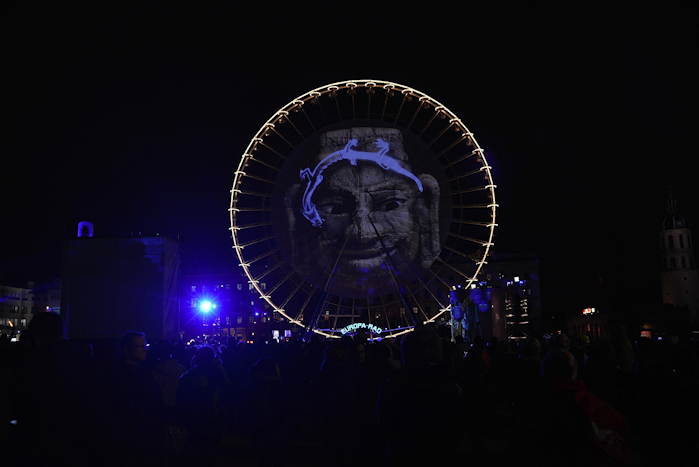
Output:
[668, 235, 674, 249]
[237, 284, 243, 291]
[671, 257, 676, 269]
[191, 285, 196, 292]
[679, 235, 685, 248]
[681, 257, 686, 269]
[237, 316, 243, 324]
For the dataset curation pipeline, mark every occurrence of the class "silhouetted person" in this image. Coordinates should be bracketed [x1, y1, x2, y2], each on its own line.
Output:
[105, 331, 165, 467]
[176, 346, 229, 467]
[13, 312, 96, 467]
[536, 349, 634, 466]
[378, 326, 466, 466]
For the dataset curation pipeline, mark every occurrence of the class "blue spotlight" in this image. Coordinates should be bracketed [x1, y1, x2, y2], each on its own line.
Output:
[198, 299, 216, 313]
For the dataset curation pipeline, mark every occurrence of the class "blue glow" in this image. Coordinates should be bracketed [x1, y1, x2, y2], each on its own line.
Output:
[299, 138, 424, 227]
[198, 300, 216, 313]
[340, 322, 383, 335]
[77, 221, 94, 238]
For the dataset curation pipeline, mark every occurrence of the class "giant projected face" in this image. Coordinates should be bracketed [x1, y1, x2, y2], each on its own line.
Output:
[284, 127, 440, 298]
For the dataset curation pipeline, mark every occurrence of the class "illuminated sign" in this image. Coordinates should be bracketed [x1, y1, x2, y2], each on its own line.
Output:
[339, 322, 383, 335]
[582, 307, 596, 315]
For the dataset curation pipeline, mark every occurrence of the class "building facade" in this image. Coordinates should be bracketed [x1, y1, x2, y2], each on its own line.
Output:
[660, 194, 699, 325]
[62, 232, 181, 340]
[0, 283, 34, 337]
[182, 271, 293, 342]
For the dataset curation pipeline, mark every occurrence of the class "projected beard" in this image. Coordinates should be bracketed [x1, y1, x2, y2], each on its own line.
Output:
[284, 128, 440, 298]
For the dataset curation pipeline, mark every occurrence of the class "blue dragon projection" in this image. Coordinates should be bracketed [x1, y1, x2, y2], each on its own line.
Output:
[299, 138, 424, 227]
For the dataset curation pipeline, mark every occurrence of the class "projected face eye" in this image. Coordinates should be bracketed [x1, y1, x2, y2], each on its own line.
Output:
[317, 196, 355, 215]
[376, 197, 406, 212]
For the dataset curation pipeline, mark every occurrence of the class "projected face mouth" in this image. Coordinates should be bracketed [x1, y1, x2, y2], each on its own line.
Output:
[341, 244, 398, 270]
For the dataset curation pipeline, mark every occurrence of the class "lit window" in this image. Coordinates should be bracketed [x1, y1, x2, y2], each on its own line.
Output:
[237, 284, 243, 291]
[261, 282, 267, 290]
[191, 285, 197, 292]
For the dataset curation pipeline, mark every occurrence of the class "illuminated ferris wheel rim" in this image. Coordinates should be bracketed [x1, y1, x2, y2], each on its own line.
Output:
[230, 79, 498, 339]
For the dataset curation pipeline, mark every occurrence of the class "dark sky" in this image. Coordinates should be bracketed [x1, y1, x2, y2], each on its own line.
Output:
[2, 4, 697, 314]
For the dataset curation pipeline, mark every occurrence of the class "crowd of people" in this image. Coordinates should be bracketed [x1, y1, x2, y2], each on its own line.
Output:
[1, 312, 698, 466]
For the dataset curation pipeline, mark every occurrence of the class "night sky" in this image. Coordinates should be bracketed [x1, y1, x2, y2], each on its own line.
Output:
[2, 4, 697, 316]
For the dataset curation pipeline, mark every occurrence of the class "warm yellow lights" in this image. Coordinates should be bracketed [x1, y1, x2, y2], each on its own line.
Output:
[230, 79, 497, 339]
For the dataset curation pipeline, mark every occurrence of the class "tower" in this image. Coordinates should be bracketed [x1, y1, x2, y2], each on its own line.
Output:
[660, 192, 699, 324]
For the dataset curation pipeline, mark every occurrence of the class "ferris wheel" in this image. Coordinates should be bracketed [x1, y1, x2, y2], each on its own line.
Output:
[230, 80, 497, 339]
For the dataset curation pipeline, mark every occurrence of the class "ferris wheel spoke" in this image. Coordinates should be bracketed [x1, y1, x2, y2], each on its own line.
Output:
[251, 261, 284, 282]
[428, 120, 456, 147]
[236, 172, 276, 185]
[448, 166, 491, 183]
[246, 155, 281, 172]
[265, 124, 294, 150]
[294, 288, 316, 322]
[278, 111, 305, 139]
[298, 103, 316, 131]
[365, 84, 374, 119]
[414, 275, 445, 311]
[229, 207, 272, 213]
[233, 189, 272, 198]
[450, 185, 493, 196]
[375, 295, 392, 333]
[452, 203, 498, 209]
[451, 219, 496, 228]
[266, 270, 295, 296]
[392, 90, 409, 124]
[235, 235, 276, 250]
[329, 91, 342, 121]
[419, 108, 441, 137]
[448, 232, 493, 247]
[380, 85, 392, 121]
[437, 133, 471, 158]
[240, 248, 279, 266]
[348, 85, 357, 121]
[444, 148, 483, 168]
[256, 140, 287, 160]
[436, 256, 473, 281]
[406, 98, 428, 130]
[312, 293, 331, 330]
[280, 280, 305, 308]
[230, 221, 273, 231]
